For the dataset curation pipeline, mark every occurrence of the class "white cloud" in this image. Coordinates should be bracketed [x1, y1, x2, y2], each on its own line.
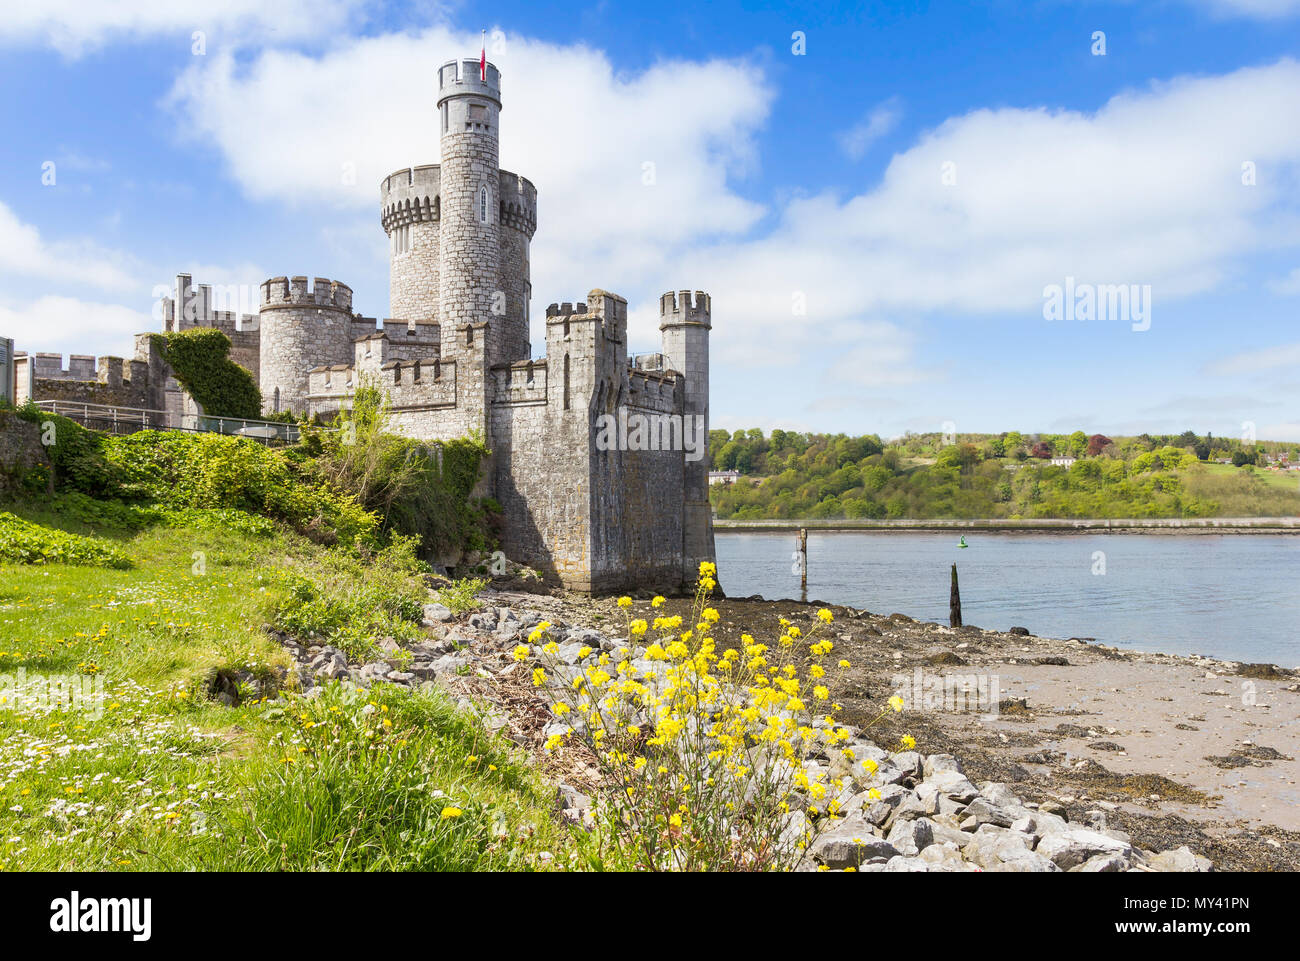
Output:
[1208, 340, 1300, 375]
[0, 201, 141, 293]
[837, 99, 902, 160]
[0, 296, 153, 357]
[0, 0, 372, 57]
[660, 58, 1300, 373]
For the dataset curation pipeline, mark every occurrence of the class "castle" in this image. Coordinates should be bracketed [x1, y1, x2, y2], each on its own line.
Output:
[14, 57, 716, 593]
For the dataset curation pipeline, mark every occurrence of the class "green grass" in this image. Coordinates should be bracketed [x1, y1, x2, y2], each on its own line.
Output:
[0, 502, 568, 871]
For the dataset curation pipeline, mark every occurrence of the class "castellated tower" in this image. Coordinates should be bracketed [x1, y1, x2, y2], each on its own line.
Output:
[380, 58, 536, 441]
[660, 290, 716, 582]
[258, 276, 353, 415]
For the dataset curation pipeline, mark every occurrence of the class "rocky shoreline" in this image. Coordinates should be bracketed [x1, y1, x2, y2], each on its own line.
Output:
[245, 575, 1300, 872]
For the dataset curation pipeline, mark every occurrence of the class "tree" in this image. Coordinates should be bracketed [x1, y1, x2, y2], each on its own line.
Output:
[1086, 433, 1113, 457]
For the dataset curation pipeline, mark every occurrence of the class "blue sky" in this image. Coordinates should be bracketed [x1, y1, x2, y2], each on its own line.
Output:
[2, 0, 1299, 440]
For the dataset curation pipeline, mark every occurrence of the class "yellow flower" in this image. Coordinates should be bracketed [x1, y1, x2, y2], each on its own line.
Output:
[901, 734, 916, 750]
[441, 807, 463, 819]
[889, 695, 905, 713]
[532, 667, 546, 686]
[651, 596, 666, 608]
[617, 596, 633, 609]
[512, 644, 530, 662]
[817, 608, 834, 623]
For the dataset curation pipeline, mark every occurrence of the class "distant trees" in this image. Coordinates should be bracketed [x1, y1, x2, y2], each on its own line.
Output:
[705, 427, 1292, 521]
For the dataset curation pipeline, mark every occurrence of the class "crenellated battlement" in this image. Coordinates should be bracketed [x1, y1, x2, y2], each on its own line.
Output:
[381, 165, 442, 234]
[546, 290, 627, 323]
[498, 169, 537, 236]
[659, 289, 712, 327]
[437, 59, 501, 107]
[260, 276, 353, 312]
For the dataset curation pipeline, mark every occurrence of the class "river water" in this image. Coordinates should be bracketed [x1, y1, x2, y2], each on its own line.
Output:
[715, 531, 1300, 666]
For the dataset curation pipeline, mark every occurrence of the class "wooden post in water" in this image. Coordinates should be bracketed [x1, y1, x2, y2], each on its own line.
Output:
[949, 563, 963, 628]
[797, 528, 808, 595]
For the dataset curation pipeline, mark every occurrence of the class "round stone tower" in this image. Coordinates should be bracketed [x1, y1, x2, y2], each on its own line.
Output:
[258, 275, 353, 416]
[381, 165, 442, 322]
[436, 58, 507, 365]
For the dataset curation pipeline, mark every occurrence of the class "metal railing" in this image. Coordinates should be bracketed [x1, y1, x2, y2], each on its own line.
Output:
[32, 399, 321, 445]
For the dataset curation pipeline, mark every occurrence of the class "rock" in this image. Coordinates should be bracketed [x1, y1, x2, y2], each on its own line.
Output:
[892, 751, 923, 780]
[556, 782, 590, 811]
[1036, 828, 1133, 870]
[963, 830, 1058, 872]
[959, 798, 1016, 830]
[431, 654, 470, 675]
[887, 817, 934, 856]
[468, 611, 497, 631]
[923, 753, 965, 778]
[1146, 846, 1214, 873]
[1075, 853, 1130, 872]
[927, 769, 980, 804]
[422, 602, 453, 624]
[1038, 800, 1069, 820]
[807, 820, 900, 870]
[978, 782, 1018, 807]
[1009, 626, 1030, 636]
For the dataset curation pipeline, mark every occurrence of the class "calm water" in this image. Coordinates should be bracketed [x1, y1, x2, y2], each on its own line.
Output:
[716, 531, 1300, 666]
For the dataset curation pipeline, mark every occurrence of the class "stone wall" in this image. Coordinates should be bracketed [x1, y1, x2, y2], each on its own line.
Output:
[0, 411, 49, 494]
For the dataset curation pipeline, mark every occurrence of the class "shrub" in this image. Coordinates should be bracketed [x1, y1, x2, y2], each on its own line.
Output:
[105, 431, 377, 547]
[13, 405, 120, 496]
[525, 563, 913, 871]
[312, 378, 490, 559]
[150, 328, 262, 419]
[0, 512, 132, 568]
[437, 576, 489, 615]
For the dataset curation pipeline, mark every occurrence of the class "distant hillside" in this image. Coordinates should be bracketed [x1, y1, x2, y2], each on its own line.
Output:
[708, 429, 1300, 520]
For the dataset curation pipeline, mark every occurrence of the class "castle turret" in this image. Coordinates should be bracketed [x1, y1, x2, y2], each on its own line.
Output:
[381, 165, 442, 323]
[437, 59, 506, 370]
[258, 276, 353, 415]
[660, 290, 716, 584]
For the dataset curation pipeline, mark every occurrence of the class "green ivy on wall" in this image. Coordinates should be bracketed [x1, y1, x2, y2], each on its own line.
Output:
[150, 329, 262, 420]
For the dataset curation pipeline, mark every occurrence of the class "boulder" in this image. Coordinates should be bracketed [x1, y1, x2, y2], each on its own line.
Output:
[421, 602, 453, 624]
[1146, 846, 1214, 873]
[807, 818, 900, 869]
[1036, 828, 1133, 870]
[887, 817, 934, 856]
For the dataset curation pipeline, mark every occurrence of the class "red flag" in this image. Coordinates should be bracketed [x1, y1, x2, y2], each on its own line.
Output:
[480, 31, 486, 81]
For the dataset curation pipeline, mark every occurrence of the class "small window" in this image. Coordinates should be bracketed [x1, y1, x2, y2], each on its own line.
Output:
[478, 185, 489, 223]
